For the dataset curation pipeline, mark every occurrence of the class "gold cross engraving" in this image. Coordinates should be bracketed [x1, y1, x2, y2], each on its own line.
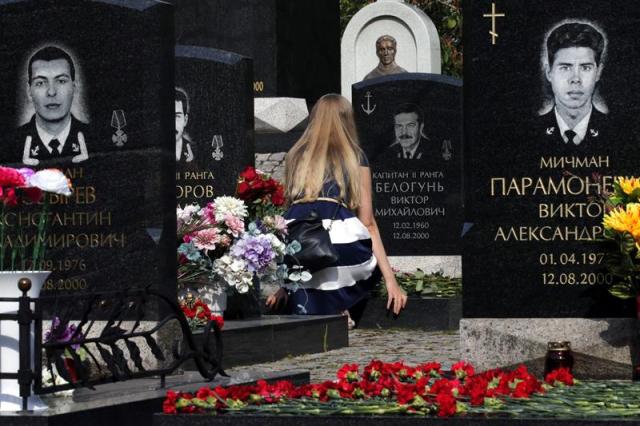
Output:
[483, 3, 505, 45]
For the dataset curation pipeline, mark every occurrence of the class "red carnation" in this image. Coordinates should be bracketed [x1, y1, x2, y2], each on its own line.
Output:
[239, 166, 258, 181]
[211, 314, 224, 330]
[237, 181, 251, 198]
[436, 392, 457, 417]
[545, 368, 574, 386]
[0, 167, 26, 187]
[271, 188, 285, 206]
[337, 363, 360, 383]
[2, 187, 18, 207]
[163, 390, 178, 414]
[451, 361, 474, 379]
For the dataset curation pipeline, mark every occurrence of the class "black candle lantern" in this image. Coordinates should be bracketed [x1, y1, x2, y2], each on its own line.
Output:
[544, 341, 574, 376]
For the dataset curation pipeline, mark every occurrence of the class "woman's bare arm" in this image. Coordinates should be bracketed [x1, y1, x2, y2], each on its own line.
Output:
[357, 166, 407, 315]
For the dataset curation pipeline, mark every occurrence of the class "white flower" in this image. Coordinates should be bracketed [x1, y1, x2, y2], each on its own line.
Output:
[236, 281, 251, 293]
[214, 196, 247, 222]
[29, 169, 72, 196]
[177, 204, 200, 227]
[213, 256, 253, 294]
[268, 233, 286, 256]
[230, 259, 245, 272]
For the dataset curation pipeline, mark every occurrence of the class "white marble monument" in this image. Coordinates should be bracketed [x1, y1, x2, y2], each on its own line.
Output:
[341, 0, 441, 101]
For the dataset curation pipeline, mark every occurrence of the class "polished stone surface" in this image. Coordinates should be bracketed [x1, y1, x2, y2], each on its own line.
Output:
[358, 297, 461, 331]
[463, 0, 640, 318]
[0, 369, 309, 426]
[175, 0, 340, 105]
[176, 46, 254, 203]
[353, 74, 463, 256]
[184, 315, 349, 369]
[0, 0, 176, 318]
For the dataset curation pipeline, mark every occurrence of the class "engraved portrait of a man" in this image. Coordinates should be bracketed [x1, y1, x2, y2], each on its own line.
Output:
[537, 21, 608, 147]
[386, 103, 427, 160]
[19, 46, 89, 165]
[175, 87, 195, 163]
[364, 35, 408, 80]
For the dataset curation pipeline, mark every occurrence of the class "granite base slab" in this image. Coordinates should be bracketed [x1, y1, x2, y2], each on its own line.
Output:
[0, 369, 309, 426]
[154, 413, 640, 425]
[184, 315, 348, 370]
[460, 318, 640, 379]
[357, 297, 461, 330]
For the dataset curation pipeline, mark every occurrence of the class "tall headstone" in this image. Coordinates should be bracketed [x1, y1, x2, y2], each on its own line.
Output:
[0, 0, 175, 314]
[462, 0, 640, 378]
[341, 0, 441, 101]
[175, 46, 254, 205]
[353, 74, 463, 257]
[175, 0, 340, 106]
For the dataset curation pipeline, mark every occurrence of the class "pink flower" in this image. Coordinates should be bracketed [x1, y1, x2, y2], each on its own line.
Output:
[218, 234, 232, 247]
[192, 228, 219, 251]
[224, 213, 245, 237]
[273, 215, 287, 234]
[201, 202, 216, 223]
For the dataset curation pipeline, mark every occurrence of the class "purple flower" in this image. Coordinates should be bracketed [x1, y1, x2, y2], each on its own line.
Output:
[231, 234, 275, 273]
[17, 168, 35, 181]
[45, 316, 84, 350]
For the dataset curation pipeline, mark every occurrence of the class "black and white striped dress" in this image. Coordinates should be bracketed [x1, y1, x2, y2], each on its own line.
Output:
[283, 156, 381, 315]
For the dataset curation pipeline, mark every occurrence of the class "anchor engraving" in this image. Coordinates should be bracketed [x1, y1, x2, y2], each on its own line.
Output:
[361, 91, 377, 115]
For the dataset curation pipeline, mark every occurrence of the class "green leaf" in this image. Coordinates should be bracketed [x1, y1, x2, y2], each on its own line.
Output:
[608, 282, 636, 299]
[621, 233, 637, 253]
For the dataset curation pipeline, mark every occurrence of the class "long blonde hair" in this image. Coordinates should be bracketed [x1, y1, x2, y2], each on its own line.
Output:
[285, 94, 363, 209]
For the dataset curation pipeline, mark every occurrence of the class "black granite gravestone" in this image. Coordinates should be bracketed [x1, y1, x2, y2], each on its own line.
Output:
[353, 74, 463, 256]
[175, 0, 340, 106]
[0, 0, 175, 315]
[463, 0, 640, 317]
[175, 46, 254, 205]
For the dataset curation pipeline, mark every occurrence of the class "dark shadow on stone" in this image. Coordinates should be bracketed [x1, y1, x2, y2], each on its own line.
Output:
[599, 317, 640, 380]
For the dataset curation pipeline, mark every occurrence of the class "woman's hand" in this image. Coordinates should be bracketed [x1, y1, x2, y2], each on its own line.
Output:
[265, 288, 288, 311]
[386, 280, 407, 315]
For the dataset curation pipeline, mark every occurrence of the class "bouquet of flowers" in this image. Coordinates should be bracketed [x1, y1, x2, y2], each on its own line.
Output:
[0, 166, 72, 271]
[179, 295, 224, 331]
[177, 167, 308, 315]
[44, 316, 88, 384]
[601, 177, 640, 299]
[236, 165, 285, 217]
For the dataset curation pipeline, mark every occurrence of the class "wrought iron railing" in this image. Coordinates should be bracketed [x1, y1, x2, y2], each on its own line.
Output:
[0, 277, 224, 411]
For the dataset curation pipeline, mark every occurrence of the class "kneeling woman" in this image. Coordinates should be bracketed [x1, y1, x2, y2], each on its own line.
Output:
[267, 94, 407, 323]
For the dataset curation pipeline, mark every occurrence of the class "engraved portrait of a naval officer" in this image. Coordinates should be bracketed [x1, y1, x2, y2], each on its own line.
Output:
[19, 46, 89, 165]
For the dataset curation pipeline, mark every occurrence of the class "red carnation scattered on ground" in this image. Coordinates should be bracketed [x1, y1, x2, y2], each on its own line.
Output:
[161, 360, 574, 417]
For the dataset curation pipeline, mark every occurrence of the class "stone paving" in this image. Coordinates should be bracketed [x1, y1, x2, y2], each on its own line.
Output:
[228, 329, 461, 382]
[256, 152, 286, 183]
